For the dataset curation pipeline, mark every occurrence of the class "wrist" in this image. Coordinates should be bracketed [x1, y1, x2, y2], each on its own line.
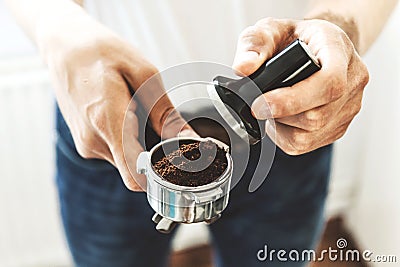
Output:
[304, 11, 360, 52]
[35, 1, 91, 63]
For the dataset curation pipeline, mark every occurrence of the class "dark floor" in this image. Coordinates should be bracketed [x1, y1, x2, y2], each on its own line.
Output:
[168, 217, 369, 267]
[309, 217, 369, 267]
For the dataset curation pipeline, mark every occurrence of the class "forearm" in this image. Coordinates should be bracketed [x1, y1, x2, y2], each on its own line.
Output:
[306, 0, 398, 55]
[4, 0, 92, 61]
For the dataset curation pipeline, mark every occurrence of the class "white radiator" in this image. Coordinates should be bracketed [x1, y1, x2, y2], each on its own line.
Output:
[0, 57, 71, 267]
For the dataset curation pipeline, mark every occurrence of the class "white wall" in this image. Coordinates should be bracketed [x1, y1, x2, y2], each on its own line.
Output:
[327, 3, 400, 265]
[0, 1, 72, 266]
[344, 4, 400, 263]
[0, 60, 72, 266]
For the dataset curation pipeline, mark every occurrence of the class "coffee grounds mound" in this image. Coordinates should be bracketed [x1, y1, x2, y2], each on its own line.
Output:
[153, 140, 228, 187]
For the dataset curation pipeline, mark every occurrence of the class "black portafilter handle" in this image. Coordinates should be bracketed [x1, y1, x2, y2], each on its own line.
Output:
[213, 39, 321, 144]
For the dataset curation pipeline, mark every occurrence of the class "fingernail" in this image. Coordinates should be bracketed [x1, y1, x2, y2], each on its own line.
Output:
[240, 51, 259, 63]
[233, 51, 259, 74]
[252, 97, 274, 119]
[178, 129, 200, 138]
[265, 119, 276, 140]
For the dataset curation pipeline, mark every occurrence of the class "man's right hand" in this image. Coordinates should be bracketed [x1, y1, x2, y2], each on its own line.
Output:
[39, 10, 196, 191]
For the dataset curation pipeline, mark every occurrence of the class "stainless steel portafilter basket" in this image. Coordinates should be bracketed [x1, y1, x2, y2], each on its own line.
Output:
[136, 137, 233, 233]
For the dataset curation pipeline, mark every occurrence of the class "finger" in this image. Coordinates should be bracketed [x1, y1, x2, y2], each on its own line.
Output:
[232, 18, 295, 76]
[265, 120, 315, 155]
[275, 106, 330, 132]
[275, 88, 362, 131]
[266, 91, 363, 155]
[266, 111, 353, 155]
[266, 120, 332, 155]
[346, 53, 370, 94]
[178, 128, 200, 138]
[275, 96, 345, 131]
[122, 66, 169, 132]
[159, 107, 199, 139]
[251, 24, 353, 120]
[121, 61, 198, 139]
[120, 53, 176, 133]
[112, 110, 147, 191]
[251, 58, 348, 120]
[75, 67, 145, 191]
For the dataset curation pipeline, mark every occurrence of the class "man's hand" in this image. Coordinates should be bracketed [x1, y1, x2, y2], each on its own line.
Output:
[41, 12, 195, 191]
[233, 18, 369, 155]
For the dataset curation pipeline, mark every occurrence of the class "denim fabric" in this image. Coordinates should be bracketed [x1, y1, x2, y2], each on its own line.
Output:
[55, 106, 332, 267]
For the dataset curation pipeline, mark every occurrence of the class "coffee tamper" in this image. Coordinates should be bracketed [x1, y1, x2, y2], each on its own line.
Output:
[208, 39, 321, 144]
[137, 137, 232, 233]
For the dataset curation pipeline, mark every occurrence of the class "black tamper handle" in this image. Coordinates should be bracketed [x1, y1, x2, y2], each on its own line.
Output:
[237, 39, 321, 104]
[214, 39, 321, 144]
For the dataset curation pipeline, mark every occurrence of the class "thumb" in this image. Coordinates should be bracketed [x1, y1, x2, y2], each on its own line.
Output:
[159, 107, 199, 139]
[232, 48, 266, 76]
[122, 63, 199, 140]
[114, 109, 147, 191]
[232, 18, 295, 76]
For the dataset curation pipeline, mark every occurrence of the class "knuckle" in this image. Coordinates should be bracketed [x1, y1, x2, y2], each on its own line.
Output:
[350, 56, 370, 89]
[161, 107, 181, 126]
[342, 32, 357, 55]
[359, 63, 370, 87]
[337, 131, 346, 141]
[240, 25, 261, 38]
[255, 17, 276, 27]
[285, 149, 303, 156]
[335, 125, 348, 141]
[303, 110, 326, 131]
[355, 102, 362, 115]
[275, 97, 295, 117]
[285, 130, 310, 155]
[277, 141, 296, 155]
[279, 142, 296, 156]
[327, 84, 344, 102]
[122, 174, 143, 191]
[239, 25, 266, 47]
[332, 27, 354, 54]
[325, 75, 346, 101]
[293, 132, 309, 150]
[124, 179, 142, 191]
[280, 141, 302, 156]
[76, 129, 98, 157]
[351, 102, 362, 117]
[86, 101, 109, 133]
[271, 101, 284, 117]
[282, 145, 304, 156]
[138, 64, 159, 81]
[75, 143, 94, 159]
[285, 97, 296, 110]
[338, 29, 351, 44]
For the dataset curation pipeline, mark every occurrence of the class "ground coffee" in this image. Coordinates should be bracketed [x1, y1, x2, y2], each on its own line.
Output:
[153, 140, 228, 186]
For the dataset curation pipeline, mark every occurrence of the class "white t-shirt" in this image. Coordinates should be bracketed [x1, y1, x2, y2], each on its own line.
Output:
[84, 0, 308, 68]
[83, 1, 309, 106]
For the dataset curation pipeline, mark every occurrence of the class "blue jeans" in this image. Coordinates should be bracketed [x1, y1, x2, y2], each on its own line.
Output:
[55, 106, 332, 267]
